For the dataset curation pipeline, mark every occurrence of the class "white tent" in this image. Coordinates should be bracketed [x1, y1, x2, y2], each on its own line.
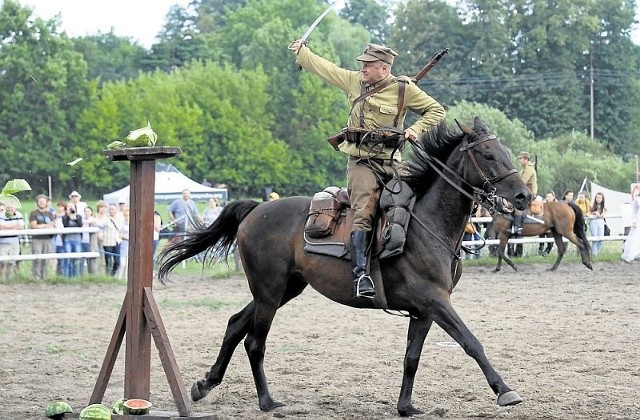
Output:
[586, 179, 637, 236]
[103, 163, 228, 204]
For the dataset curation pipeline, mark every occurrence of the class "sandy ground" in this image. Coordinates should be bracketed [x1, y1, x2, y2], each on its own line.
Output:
[1, 261, 639, 420]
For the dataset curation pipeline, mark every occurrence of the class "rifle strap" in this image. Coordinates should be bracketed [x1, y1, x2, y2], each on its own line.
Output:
[393, 80, 407, 128]
[350, 78, 393, 127]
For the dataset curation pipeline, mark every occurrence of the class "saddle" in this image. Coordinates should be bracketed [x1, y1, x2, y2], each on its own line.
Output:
[302, 187, 378, 259]
[303, 180, 415, 260]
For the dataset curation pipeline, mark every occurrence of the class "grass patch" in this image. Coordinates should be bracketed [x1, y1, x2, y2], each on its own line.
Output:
[45, 343, 64, 354]
[461, 240, 625, 267]
[159, 297, 237, 310]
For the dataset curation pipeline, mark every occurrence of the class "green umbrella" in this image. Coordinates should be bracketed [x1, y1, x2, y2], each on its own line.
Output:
[2, 179, 31, 195]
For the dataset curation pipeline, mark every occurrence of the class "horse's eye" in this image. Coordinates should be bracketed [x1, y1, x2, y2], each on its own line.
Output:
[483, 153, 495, 161]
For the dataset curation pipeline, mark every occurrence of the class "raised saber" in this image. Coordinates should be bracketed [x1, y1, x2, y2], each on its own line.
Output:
[300, 4, 334, 43]
[293, 4, 334, 70]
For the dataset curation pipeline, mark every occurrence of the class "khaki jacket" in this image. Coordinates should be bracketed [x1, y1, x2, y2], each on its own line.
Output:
[296, 46, 445, 160]
[519, 163, 537, 195]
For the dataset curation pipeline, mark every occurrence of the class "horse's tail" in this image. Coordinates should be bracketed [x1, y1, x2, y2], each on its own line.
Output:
[568, 202, 590, 252]
[157, 200, 260, 282]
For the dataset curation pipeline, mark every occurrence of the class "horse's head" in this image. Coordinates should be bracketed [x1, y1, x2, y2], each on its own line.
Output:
[455, 117, 531, 211]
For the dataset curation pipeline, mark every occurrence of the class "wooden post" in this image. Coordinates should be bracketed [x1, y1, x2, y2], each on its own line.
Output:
[81, 147, 215, 419]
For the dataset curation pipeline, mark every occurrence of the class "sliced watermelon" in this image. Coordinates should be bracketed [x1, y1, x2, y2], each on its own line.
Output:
[123, 398, 152, 415]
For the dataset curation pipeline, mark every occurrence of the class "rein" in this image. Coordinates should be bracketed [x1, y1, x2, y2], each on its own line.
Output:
[406, 132, 518, 258]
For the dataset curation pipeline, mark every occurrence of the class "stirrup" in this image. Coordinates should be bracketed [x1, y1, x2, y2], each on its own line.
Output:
[354, 274, 375, 299]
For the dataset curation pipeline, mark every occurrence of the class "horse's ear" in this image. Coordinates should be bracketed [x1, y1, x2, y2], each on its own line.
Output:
[473, 116, 486, 130]
[455, 119, 473, 135]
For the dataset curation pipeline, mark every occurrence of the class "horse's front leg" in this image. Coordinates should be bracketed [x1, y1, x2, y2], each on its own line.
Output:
[397, 315, 433, 417]
[432, 297, 523, 407]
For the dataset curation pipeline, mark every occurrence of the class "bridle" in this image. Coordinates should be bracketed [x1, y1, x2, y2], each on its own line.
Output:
[406, 131, 518, 260]
[418, 132, 518, 214]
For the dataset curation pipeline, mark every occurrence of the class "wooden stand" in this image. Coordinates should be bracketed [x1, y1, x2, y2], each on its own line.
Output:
[75, 147, 215, 419]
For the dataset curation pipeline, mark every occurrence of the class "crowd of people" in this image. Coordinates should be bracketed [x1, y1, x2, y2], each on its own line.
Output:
[0, 188, 235, 280]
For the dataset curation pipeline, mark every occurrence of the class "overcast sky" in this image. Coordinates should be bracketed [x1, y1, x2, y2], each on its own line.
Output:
[19, 0, 640, 48]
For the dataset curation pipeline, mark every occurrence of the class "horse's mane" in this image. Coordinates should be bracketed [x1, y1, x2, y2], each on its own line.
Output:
[402, 122, 465, 196]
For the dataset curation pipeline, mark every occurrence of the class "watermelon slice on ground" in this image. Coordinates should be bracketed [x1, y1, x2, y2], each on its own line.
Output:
[123, 398, 152, 415]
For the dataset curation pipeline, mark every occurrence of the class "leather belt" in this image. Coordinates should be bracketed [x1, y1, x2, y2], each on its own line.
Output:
[343, 129, 401, 148]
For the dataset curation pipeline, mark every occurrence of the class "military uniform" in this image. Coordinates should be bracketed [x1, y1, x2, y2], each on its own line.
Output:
[293, 41, 445, 299]
[519, 163, 537, 195]
[295, 44, 445, 230]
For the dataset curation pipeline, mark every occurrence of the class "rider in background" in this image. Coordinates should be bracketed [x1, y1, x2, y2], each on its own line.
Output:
[513, 151, 537, 235]
[288, 39, 445, 299]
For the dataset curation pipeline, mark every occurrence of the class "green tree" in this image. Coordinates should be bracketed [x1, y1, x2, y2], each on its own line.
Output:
[340, 0, 390, 45]
[0, 0, 91, 194]
[73, 32, 147, 83]
[144, 4, 207, 72]
[389, 0, 472, 107]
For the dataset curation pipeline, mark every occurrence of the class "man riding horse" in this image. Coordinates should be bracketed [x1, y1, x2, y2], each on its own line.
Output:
[288, 40, 445, 299]
[513, 151, 538, 235]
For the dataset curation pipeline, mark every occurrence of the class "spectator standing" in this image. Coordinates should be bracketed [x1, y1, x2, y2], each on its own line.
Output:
[82, 206, 98, 274]
[54, 201, 67, 276]
[68, 191, 87, 216]
[116, 196, 128, 224]
[167, 189, 198, 239]
[117, 209, 130, 280]
[103, 204, 121, 276]
[0, 203, 24, 278]
[538, 191, 557, 256]
[621, 185, 640, 263]
[93, 201, 109, 273]
[559, 190, 574, 204]
[588, 192, 607, 256]
[575, 191, 591, 233]
[29, 194, 55, 279]
[62, 203, 83, 278]
[575, 191, 590, 215]
[203, 198, 222, 226]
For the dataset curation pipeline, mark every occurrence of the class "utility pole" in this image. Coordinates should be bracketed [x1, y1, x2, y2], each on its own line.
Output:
[589, 51, 594, 141]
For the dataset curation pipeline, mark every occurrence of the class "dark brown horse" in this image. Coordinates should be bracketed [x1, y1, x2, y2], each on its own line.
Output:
[491, 202, 592, 272]
[158, 118, 532, 417]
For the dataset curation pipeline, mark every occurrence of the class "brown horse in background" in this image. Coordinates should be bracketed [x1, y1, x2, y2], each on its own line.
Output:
[491, 201, 592, 272]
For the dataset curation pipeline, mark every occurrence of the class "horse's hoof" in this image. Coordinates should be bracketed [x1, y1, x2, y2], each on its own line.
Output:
[259, 398, 286, 412]
[398, 404, 424, 417]
[191, 381, 210, 402]
[586, 263, 593, 270]
[497, 390, 523, 406]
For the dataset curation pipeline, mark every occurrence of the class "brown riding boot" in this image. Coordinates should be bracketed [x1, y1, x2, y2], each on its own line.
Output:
[350, 230, 375, 299]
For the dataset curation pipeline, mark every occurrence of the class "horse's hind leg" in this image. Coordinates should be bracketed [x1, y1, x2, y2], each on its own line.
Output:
[246, 278, 308, 411]
[549, 233, 566, 271]
[193, 279, 308, 405]
[432, 297, 523, 406]
[397, 315, 433, 417]
[245, 300, 284, 411]
[494, 239, 517, 272]
[192, 301, 256, 401]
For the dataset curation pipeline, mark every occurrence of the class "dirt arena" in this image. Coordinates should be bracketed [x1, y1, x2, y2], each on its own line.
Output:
[2, 261, 638, 419]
